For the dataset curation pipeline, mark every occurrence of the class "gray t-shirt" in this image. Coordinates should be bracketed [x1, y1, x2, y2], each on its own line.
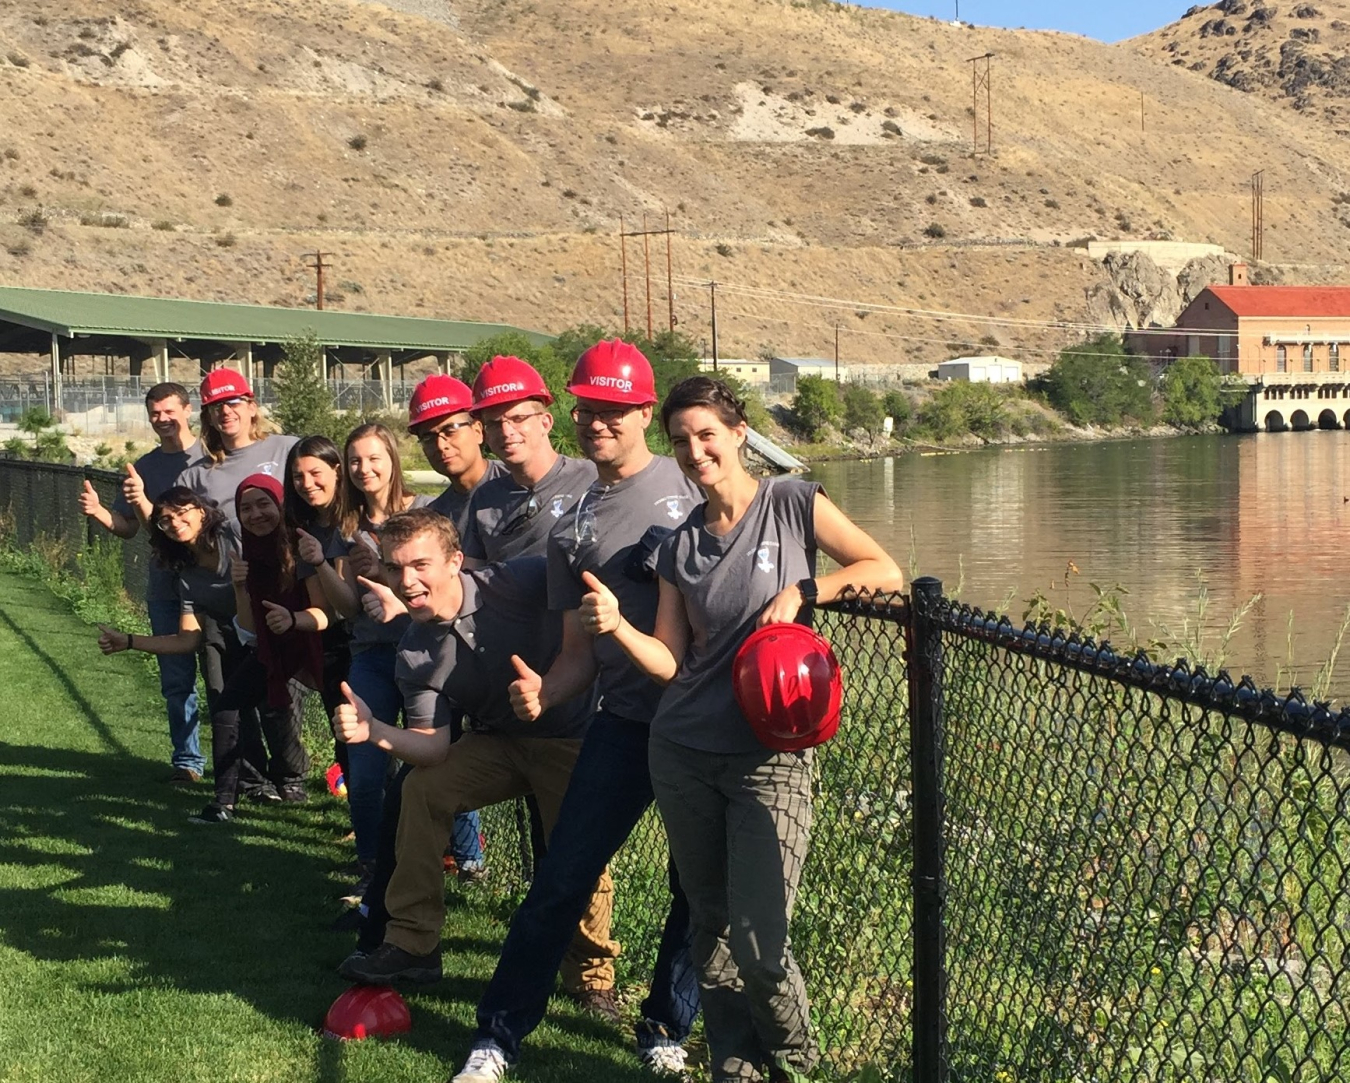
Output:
[546, 455, 701, 724]
[178, 434, 300, 520]
[651, 477, 822, 754]
[395, 558, 592, 739]
[175, 528, 241, 625]
[112, 438, 200, 602]
[295, 520, 351, 582]
[349, 495, 432, 653]
[461, 455, 597, 562]
[428, 459, 508, 537]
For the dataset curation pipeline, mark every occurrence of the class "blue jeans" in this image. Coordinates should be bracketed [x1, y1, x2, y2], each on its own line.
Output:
[346, 645, 482, 869]
[147, 598, 203, 774]
[475, 711, 699, 1060]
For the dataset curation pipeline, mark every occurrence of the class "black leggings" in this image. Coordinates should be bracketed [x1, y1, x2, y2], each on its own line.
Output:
[209, 647, 308, 807]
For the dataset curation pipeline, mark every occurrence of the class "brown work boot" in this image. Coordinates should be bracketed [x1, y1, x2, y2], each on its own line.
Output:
[570, 986, 621, 1024]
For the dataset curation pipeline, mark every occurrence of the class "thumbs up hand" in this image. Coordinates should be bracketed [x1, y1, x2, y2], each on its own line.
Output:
[508, 654, 545, 721]
[262, 599, 295, 634]
[333, 681, 373, 744]
[230, 556, 250, 587]
[121, 461, 145, 505]
[348, 537, 381, 579]
[295, 528, 325, 566]
[96, 623, 131, 655]
[78, 479, 103, 518]
[357, 575, 406, 623]
[578, 570, 621, 635]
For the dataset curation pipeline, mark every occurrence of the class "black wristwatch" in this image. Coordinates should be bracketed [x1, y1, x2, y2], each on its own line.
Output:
[797, 577, 819, 605]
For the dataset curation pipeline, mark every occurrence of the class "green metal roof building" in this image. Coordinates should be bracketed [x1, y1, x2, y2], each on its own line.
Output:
[0, 286, 551, 409]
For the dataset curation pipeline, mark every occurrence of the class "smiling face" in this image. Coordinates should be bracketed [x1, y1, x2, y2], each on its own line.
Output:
[291, 455, 339, 509]
[415, 411, 484, 481]
[480, 400, 553, 467]
[147, 394, 191, 441]
[347, 435, 394, 499]
[668, 406, 747, 489]
[237, 487, 282, 537]
[156, 503, 206, 545]
[572, 397, 651, 472]
[384, 532, 464, 622]
[206, 397, 257, 441]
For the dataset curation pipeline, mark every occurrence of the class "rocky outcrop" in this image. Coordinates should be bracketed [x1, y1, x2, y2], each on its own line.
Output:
[1086, 251, 1183, 330]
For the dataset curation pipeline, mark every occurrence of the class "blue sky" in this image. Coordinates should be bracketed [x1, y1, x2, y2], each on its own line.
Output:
[865, 2, 1191, 43]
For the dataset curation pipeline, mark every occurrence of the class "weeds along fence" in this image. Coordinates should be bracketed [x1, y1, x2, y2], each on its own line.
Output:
[4, 458, 1350, 1081]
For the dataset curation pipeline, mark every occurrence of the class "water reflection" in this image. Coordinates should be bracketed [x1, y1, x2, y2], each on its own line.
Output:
[810, 433, 1350, 697]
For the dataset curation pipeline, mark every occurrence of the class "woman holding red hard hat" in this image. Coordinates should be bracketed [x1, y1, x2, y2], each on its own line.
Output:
[579, 376, 902, 1083]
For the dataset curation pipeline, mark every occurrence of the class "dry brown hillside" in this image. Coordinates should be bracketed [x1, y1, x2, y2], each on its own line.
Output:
[1134, 0, 1350, 127]
[3, 0, 1350, 371]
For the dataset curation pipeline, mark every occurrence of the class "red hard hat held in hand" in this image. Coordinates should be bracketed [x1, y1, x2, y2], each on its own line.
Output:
[322, 985, 412, 1041]
[733, 623, 843, 752]
[567, 339, 658, 406]
[200, 367, 253, 407]
[472, 356, 553, 413]
[408, 374, 474, 429]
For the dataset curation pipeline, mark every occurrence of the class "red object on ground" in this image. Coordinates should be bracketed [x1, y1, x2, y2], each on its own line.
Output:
[199, 367, 254, 406]
[566, 339, 658, 406]
[732, 623, 843, 752]
[471, 355, 554, 412]
[409, 374, 475, 429]
[322, 985, 412, 1041]
[326, 763, 347, 799]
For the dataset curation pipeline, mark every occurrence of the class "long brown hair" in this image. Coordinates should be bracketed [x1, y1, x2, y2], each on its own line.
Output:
[285, 436, 352, 537]
[342, 423, 410, 536]
[200, 400, 275, 464]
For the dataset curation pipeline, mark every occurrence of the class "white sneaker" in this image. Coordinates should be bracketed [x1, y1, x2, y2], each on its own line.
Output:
[451, 1042, 510, 1083]
[638, 1043, 690, 1077]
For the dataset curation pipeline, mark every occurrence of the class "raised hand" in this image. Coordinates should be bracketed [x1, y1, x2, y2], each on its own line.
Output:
[578, 570, 621, 635]
[348, 537, 381, 579]
[96, 622, 130, 655]
[230, 556, 250, 587]
[357, 575, 406, 623]
[508, 653, 544, 721]
[333, 681, 373, 745]
[122, 462, 145, 506]
[295, 527, 325, 567]
[78, 479, 103, 518]
[261, 599, 295, 634]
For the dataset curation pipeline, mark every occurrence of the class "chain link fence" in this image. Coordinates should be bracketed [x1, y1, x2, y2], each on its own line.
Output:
[4, 458, 1350, 1081]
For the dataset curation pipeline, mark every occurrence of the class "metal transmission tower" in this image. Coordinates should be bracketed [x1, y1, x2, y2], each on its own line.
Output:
[967, 52, 994, 155]
[1251, 171, 1264, 263]
[308, 251, 332, 310]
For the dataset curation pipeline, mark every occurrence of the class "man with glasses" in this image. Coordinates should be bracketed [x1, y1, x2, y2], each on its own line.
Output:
[179, 368, 298, 519]
[78, 382, 206, 783]
[411, 374, 507, 534]
[452, 340, 703, 1082]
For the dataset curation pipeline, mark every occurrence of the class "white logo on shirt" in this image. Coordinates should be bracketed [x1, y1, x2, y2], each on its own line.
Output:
[755, 543, 778, 574]
[550, 495, 570, 518]
[657, 495, 690, 521]
[259, 463, 277, 475]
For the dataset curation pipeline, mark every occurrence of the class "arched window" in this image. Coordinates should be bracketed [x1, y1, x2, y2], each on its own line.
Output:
[1277, 345, 1287, 372]
[1304, 344, 1315, 372]
[1332, 343, 1341, 373]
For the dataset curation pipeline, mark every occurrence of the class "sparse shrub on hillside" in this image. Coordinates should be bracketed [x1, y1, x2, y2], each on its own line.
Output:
[923, 223, 946, 239]
[152, 220, 175, 231]
[18, 207, 46, 235]
[215, 232, 237, 248]
[2, 148, 17, 160]
[80, 212, 128, 228]
[925, 194, 938, 205]
[5, 239, 32, 258]
[806, 126, 835, 139]
[1045, 198, 1060, 209]
[507, 100, 536, 113]
[969, 196, 987, 208]
[214, 193, 232, 207]
[347, 134, 368, 151]
[561, 188, 577, 199]
[919, 154, 947, 167]
[7, 51, 31, 68]
[426, 77, 444, 92]
[715, 242, 733, 257]
[19, 183, 36, 198]
[881, 120, 902, 136]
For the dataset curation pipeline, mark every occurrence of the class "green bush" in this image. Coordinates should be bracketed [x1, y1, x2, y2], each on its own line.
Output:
[273, 331, 341, 439]
[1036, 334, 1155, 427]
[881, 389, 912, 431]
[790, 375, 842, 439]
[1159, 355, 1222, 430]
[842, 383, 885, 441]
[913, 380, 1010, 442]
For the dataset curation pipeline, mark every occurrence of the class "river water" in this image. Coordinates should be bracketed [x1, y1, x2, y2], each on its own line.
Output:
[808, 433, 1350, 700]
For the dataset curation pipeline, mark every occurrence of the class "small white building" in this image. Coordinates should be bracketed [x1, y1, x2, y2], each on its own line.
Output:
[769, 356, 846, 392]
[698, 358, 770, 385]
[937, 356, 1023, 384]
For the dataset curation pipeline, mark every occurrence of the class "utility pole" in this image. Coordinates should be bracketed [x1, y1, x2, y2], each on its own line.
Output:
[967, 53, 994, 155]
[666, 210, 676, 332]
[1251, 170, 1265, 262]
[643, 213, 653, 340]
[710, 280, 719, 373]
[308, 251, 331, 310]
[619, 214, 630, 334]
[834, 323, 841, 383]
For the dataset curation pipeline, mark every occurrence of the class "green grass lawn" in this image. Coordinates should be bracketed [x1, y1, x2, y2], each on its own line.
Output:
[0, 572, 665, 1083]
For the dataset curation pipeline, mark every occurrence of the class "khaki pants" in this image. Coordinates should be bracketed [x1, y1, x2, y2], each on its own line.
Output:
[384, 732, 618, 991]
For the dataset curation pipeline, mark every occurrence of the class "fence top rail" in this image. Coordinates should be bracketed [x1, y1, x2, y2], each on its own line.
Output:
[930, 594, 1350, 751]
[818, 586, 910, 623]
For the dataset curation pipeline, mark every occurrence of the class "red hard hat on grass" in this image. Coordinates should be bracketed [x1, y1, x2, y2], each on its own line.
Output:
[322, 985, 412, 1041]
[409, 374, 475, 430]
[733, 623, 843, 752]
[472, 356, 553, 412]
[566, 339, 658, 406]
[200, 367, 254, 407]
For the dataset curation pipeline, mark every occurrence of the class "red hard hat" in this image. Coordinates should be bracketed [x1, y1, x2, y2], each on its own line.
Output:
[732, 623, 843, 752]
[409, 374, 474, 429]
[567, 339, 658, 406]
[200, 367, 254, 406]
[322, 985, 412, 1041]
[472, 355, 554, 413]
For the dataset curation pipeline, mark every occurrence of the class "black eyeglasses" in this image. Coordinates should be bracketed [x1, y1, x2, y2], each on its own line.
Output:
[571, 405, 634, 427]
[499, 493, 540, 536]
[416, 420, 476, 448]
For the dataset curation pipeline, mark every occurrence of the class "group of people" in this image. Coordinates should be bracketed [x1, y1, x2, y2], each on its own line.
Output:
[82, 340, 902, 1083]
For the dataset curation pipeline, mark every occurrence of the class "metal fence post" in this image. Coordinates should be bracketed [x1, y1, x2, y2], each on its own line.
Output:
[908, 576, 948, 1083]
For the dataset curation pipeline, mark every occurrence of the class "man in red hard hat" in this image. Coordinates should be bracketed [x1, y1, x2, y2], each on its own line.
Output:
[452, 339, 705, 1083]
[408, 373, 507, 535]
